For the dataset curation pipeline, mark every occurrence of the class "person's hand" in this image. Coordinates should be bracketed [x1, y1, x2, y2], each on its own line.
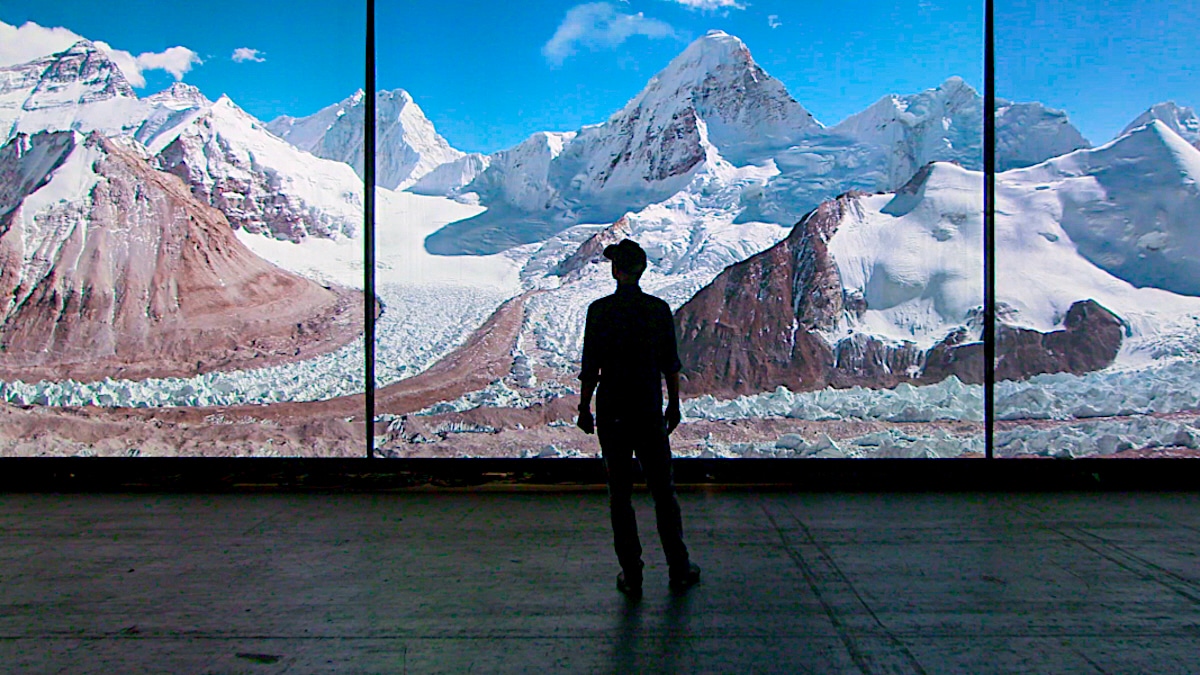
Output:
[665, 402, 682, 435]
[577, 407, 595, 435]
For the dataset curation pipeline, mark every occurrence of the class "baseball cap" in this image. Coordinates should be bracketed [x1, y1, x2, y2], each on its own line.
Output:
[603, 238, 647, 273]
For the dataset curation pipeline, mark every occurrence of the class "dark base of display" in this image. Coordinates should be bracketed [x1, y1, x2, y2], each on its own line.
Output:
[1, 457, 1198, 492]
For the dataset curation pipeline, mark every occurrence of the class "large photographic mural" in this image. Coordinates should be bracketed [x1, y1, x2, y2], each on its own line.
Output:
[2, 0, 1194, 458]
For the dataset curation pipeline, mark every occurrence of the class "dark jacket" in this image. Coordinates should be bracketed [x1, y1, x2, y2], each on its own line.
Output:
[580, 284, 682, 424]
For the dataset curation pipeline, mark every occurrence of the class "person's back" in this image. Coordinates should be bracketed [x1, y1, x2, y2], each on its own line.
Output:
[577, 238, 700, 598]
[582, 286, 677, 426]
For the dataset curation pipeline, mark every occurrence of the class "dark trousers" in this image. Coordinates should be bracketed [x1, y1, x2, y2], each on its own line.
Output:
[598, 417, 689, 577]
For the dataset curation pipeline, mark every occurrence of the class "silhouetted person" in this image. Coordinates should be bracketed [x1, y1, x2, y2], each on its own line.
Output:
[577, 238, 700, 598]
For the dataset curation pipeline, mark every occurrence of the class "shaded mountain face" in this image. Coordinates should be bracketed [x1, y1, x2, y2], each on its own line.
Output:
[1003, 120, 1200, 297]
[995, 99, 1090, 171]
[267, 89, 464, 190]
[0, 131, 361, 382]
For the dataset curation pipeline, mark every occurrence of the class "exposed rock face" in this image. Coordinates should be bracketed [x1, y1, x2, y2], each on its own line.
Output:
[673, 197, 851, 397]
[553, 216, 633, 278]
[0, 40, 142, 141]
[994, 300, 1124, 381]
[0, 131, 361, 382]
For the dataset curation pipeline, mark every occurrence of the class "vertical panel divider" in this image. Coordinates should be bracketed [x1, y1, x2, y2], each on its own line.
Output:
[983, 0, 996, 459]
[364, 0, 377, 458]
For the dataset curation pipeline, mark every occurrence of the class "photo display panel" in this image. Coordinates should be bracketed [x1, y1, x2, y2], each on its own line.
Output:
[0, 1, 367, 456]
[373, 0, 985, 459]
[994, 0, 1200, 458]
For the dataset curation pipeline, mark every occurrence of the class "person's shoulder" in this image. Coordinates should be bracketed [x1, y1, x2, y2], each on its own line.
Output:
[588, 293, 618, 314]
[642, 292, 671, 314]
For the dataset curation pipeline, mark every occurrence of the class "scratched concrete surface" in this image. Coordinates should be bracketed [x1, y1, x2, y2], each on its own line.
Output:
[1, 492, 1198, 673]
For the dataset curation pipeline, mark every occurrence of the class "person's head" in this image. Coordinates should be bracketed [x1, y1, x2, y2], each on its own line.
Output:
[603, 239, 647, 285]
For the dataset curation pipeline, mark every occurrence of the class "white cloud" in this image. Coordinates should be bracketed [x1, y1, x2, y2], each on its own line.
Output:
[665, 0, 746, 10]
[0, 21, 81, 67]
[0, 20, 201, 87]
[543, 2, 678, 66]
[768, 14, 782, 28]
[134, 46, 202, 80]
[232, 47, 266, 63]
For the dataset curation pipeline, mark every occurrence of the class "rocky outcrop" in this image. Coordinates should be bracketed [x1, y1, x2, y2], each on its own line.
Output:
[673, 196, 853, 397]
[553, 216, 633, 278]
[0, 131, 361, 382]
[994, 300, 1124, 381]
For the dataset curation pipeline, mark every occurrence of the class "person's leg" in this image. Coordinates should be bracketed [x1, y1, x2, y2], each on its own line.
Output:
[599, 421, 643, 578]
[635, 423, 690, 575]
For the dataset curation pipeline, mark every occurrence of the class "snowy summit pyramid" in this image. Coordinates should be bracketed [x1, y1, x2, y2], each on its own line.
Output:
[0, 40, 143, 140]
[268, 89, 464, 190]
[1121, 101, 1200, 149]
[425, 30, 819, 255]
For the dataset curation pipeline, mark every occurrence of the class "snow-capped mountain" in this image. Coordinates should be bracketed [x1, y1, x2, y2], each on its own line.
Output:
[1121, 101, 1200, 149]
[267, 89, 464, 190]
[0, 130, 360, 382]
[145, 95, 363, 242]
[995, 98, 1090, 171]
[0, 40, 148, 141]
[1, 41, 364, 243]
[675, 141, 1200, 395]
[1000, 120, 1200, 300]
[831, 76, 982, 187]
[424, 30, 819, 255]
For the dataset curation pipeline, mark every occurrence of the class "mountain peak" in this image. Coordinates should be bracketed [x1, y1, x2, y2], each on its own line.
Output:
[146, 82, 209, 107]
[662, 30, 753, 83]
[60, 39, 101, 57]
[1121, 101, 1200, 147]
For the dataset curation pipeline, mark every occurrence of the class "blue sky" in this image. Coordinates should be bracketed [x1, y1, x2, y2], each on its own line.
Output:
[2, 0, 1195, 151]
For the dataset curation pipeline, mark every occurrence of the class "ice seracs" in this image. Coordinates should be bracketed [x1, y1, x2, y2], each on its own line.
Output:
[267, 88, 464, 190]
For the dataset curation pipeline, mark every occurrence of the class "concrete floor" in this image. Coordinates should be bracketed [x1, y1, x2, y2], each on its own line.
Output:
[1, 491, 1198, 674]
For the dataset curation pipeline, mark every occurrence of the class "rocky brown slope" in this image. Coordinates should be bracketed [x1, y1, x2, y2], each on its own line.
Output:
[0, 130, 361, 382]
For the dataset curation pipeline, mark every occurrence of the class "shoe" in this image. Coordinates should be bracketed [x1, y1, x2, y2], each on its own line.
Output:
[617, 561, 644, 598]
[617, 570, 643, 598]
[669, 563, 701, 594]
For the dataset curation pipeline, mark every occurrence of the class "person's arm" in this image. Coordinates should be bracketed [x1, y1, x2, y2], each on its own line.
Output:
[665, 371, 681, 435]
[662, 303, 683, 435]
[578, 305, 599, 434]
